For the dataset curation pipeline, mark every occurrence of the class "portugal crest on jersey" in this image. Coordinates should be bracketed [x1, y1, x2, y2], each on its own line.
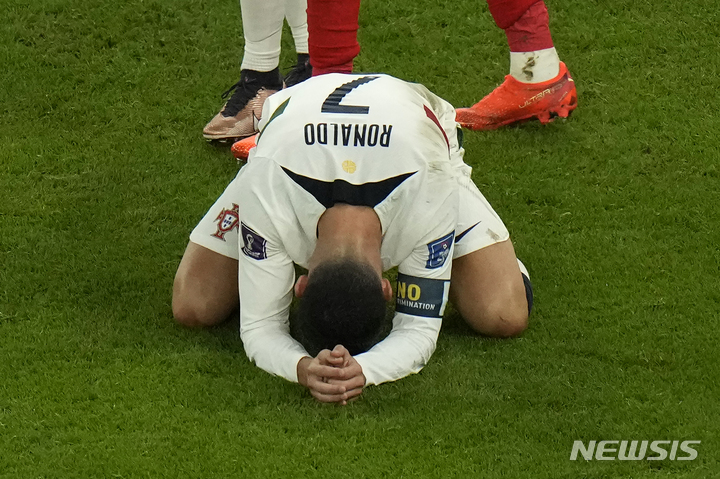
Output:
[212, 203, 240, 240]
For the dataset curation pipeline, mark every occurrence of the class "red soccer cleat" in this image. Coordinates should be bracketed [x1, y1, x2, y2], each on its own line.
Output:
[456, 62, 577, 130]
[231, 134, 258, 162]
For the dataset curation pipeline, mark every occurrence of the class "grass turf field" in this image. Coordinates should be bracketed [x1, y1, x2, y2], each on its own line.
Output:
[1, 0, 719, 476]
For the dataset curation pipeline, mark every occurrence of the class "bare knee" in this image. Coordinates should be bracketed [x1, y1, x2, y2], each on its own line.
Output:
[480, 308, 528, 338]
[172, 274, 235, 328]
[172, 294, 225, 328]
[449, 240, 531, 338]
[462, 300, 529, 338]
[171, 242, 239, 328]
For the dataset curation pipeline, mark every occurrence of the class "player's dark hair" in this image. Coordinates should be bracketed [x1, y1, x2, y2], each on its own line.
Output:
[295, 259, 387, 356]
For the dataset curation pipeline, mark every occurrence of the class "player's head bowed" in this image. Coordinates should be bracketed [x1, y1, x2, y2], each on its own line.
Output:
[295, 259, 388, 356]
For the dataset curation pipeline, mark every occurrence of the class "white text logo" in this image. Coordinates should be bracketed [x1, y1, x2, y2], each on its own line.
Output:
[570, 440, 700, 461]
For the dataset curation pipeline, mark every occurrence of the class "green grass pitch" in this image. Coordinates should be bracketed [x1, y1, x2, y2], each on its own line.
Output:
[1, 0, 719, 477]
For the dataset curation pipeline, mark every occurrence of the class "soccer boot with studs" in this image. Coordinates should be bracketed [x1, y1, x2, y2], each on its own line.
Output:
[203, 68, 283, 141]
[231, 134, 258, 162]
[284, 53, 313, 88]
[456, 62, 577, 130]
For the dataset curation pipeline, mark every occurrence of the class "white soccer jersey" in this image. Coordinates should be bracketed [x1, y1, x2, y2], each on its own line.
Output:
[191, 74, 508, 385]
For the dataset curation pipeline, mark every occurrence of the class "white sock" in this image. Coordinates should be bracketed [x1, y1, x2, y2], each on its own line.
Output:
[285, 0, 308, 54]
[509, 47, 560, 83]
[240, 0, 284, 71]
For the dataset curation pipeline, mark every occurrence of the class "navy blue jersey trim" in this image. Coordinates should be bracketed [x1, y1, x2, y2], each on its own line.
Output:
[281, 167, 417, 208]
[455, 222, 480, 243]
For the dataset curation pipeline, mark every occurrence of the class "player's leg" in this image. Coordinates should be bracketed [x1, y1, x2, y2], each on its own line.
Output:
[450, 171, 531, 337]
[231, 0, 346, 160]
[501, 0, 559, 82]
[173, 169, 248, 327]
[284, 0, 313, 86]
[450, 239, 530, 337]
[173, 242, 239, 327]
[203, 0, 285, 140]
[307, 0, 361, 75]
[456, 0, 577, 130]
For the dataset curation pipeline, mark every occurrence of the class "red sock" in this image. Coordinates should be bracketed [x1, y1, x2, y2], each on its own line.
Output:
[486, 0, 539, 29]
[307, 0, 362, 75]
[503, 1, 554, 52]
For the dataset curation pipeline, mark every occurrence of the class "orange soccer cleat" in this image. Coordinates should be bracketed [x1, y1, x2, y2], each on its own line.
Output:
[456, 62, 577, 130]
[231, 134, 258, 162]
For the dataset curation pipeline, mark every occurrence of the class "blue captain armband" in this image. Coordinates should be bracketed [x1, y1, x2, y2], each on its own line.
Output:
[395, 273, 450, 318]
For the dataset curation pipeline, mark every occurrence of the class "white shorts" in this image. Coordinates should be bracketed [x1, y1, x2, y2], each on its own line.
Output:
[452, 169, 510, 259]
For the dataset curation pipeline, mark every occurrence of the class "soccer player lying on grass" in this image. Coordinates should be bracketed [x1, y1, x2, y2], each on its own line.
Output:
[173, 73, 533, 403]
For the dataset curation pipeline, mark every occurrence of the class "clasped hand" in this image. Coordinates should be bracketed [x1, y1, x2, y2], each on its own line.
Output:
[297, 345, 366, 404]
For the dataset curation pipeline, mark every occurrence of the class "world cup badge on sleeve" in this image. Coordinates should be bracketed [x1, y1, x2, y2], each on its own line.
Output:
[426, 231, 455, 269]
[240, 222, 267, 260]
[211, 203, 240, 240]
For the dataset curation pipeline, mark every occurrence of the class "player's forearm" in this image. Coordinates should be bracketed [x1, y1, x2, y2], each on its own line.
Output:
[241, 324, 309, 382]
[355, 314, 440, 386]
